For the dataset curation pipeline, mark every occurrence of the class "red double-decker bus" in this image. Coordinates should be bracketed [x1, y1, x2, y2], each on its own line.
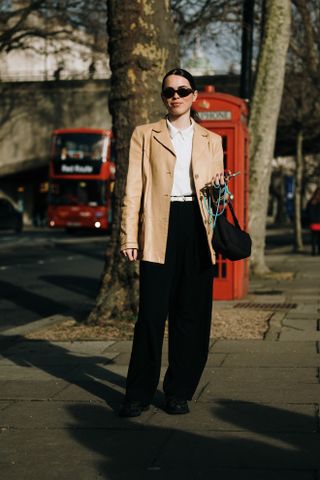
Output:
[48, 128, 115, 230]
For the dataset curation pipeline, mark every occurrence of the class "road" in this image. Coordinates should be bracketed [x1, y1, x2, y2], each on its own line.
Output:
[0, 228, 110, 333]
[0, 224, 312, 334]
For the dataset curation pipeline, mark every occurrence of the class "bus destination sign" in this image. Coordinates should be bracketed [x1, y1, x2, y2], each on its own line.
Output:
[197, 111, 232, 121]
[54, 160, 101, 175]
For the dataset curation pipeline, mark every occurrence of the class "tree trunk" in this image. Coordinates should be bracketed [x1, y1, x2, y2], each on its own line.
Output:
[88, 0, 179, 324]
[248, 0, 291, 275]
[293, 128, 304, 252]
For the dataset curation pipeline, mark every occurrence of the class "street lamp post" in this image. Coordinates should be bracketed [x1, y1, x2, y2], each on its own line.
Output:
[240, 0, 255, 101]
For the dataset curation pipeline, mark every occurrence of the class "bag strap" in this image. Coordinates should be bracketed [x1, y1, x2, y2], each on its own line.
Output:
[202, 184, 242, 231]
[203, 184, 229, 229]
[228, 201, 242, 230]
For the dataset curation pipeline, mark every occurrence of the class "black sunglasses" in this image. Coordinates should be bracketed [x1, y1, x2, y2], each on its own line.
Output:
[161, 87, 194, 99]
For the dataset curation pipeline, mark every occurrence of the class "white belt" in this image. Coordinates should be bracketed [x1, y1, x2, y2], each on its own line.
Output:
[170, 195, 196, 202]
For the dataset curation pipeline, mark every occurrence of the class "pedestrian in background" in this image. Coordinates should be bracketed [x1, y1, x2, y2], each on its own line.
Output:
[307, 187, 320, 255]
[119, 68, 224, 417]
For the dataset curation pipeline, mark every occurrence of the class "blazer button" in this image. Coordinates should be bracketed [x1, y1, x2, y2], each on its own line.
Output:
[195, 174, 199, 179]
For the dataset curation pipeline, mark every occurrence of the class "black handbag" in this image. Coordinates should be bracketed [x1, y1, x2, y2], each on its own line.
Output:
[202, 184, 252, 261]
[212, 201, 252, 261]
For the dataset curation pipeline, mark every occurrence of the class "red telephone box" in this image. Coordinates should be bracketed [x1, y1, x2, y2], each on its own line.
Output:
[193, 86, 249, 300]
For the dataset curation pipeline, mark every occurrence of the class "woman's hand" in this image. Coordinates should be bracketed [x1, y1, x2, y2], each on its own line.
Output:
[121, 248, 138, 262]
[213, 172, 225, 186]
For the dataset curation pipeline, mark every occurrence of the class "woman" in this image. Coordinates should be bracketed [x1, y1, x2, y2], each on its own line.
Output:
[119, 68, 225, 417]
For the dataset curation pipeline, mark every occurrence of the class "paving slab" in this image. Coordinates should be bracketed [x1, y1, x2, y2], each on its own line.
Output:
[294, 305, 319, 314]
[145, 401, 316, 433]
[201, 353, 227, 366]
[211, 340, 317, 354]
[51, 380, 124, 404]
[284, 312, 319, 320]
[91, 364, 129, 376]
[245, 294, 287, 302]
[221, 352, 320, 367]
[279, 330, 320, 341]
[3, 340, 115, 356]
[0, 365, 79, 381]
[0, 380, 69, 400]
[283, 319, 317, 329]
[200, 366, 318, 384]
[112, 352, 164, 366]
[287, 295, 319, 301]
[192, 468, 315, 480]
[0, 351, 118, 367]
[0, 426, 171, 468]
[0, 401, 13, 411]
[0, 464, 198, 480]
[2, 420, 318, 477]
[54, 340, 116, 354]
[2, 464, 313, 480]
[197, 382, 320, 404]
[0, 463, 108, 480]
[111, 351, 226, 367]
[278, 319, 320, 341]
[0, 400, 157, 430]
[103, 340, 136, 353]
[281, 288, 319, 295]
[154, 430, 320, 469]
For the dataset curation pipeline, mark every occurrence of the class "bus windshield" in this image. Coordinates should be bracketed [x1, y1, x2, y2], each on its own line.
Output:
[54, 133, 105, 162]
[48, 179, 106, 206]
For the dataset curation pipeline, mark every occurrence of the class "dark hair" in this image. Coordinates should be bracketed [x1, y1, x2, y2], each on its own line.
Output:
[161, 67, 200, 122]
[162, 68, 196, 91]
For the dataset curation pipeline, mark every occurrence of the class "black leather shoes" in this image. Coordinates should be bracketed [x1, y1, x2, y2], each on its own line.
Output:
[165, 397, 190, 415]
[118, 400, 150, 418]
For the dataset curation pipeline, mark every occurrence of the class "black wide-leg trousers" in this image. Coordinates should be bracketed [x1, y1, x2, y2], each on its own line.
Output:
[125, 201, 214, 403]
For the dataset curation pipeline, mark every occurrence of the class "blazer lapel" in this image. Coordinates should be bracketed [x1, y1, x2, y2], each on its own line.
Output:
[152, 119, 176, 157]
[191, 123, 210, 172]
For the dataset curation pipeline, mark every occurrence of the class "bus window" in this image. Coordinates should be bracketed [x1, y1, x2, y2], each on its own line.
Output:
[54, 133, 105, 162]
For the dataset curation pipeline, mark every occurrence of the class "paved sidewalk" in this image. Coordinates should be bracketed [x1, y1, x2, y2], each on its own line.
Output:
[0, 251, 319, 479]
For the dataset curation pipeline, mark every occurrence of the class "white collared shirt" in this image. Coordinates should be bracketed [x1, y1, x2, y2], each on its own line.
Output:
[166, 118, 195, 197]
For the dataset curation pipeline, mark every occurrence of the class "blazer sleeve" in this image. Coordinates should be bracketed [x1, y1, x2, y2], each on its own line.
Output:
[120, 127, 143, 251]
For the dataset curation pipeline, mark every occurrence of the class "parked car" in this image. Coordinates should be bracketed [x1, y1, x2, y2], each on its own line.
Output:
[0, 198, 23, 233]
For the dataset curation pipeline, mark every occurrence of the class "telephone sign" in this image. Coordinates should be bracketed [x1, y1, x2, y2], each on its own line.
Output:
[197, 111, 232, 121]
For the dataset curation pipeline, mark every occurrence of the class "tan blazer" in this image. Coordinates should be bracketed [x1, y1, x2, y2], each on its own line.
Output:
[120, 118, 224, 264]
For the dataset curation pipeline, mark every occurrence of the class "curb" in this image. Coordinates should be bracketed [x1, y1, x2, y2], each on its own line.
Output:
[1, 314, 74, 337]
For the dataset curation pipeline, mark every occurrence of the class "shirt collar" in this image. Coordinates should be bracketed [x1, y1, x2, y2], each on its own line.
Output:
[166, 117, 194, 140]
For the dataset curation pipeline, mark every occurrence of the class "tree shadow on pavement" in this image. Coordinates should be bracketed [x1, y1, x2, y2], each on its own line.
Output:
[67, 401, 319, 479]
[1, 335, 319, 480]
[0, 334, 161, 410]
